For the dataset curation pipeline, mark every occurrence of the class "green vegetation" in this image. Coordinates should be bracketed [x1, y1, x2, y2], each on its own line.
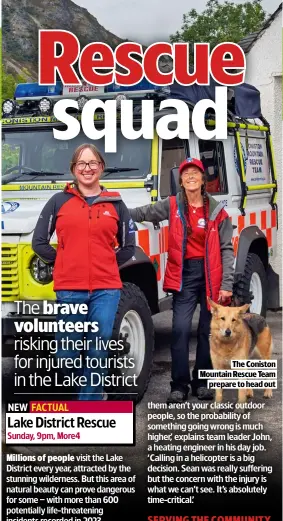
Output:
[2, 64, 29, 101]
[170, 0, 267, 46]
[2, 144, 20, 174]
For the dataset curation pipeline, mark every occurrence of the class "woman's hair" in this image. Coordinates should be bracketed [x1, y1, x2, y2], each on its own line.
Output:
[180, 172, 208, 236]
[70, 144, 105, 174]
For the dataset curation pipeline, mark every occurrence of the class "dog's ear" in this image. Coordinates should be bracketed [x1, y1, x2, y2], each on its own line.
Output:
[238, 303, 250, 314]
[207, 297, 219, 313]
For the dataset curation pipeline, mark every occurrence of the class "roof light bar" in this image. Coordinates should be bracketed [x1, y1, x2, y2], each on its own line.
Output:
[14, 80, 160, 103]
[106, 78, 156, 92]
[14, 82, 63, 101]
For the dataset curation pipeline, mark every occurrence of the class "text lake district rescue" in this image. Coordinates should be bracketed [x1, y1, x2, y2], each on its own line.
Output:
[7, 416, 116, 428]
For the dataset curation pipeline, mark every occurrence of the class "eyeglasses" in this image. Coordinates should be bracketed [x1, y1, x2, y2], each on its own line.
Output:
[75, 160, 101, 171]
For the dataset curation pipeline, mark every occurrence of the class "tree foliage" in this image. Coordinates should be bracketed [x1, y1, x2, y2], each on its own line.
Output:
[2, 143, 20, 174]
[1, 65, 30, 101]
[170, 0, 267, 46]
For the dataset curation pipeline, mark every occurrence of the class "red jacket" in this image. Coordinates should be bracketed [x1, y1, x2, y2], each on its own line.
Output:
[130, 193, 234, 303]
[164, 195, 229, 301]
[32, 184, 135, 291]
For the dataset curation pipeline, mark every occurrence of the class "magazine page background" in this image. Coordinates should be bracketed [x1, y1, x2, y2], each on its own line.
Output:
[2, 0, 282, 520]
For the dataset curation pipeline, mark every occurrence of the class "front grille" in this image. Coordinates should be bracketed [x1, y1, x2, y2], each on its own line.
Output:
[2, 244, 19, 301]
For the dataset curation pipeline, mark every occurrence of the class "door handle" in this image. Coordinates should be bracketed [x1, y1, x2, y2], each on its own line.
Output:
[144, 174, 154, 192]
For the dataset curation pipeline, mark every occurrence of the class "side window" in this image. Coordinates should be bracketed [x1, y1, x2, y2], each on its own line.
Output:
[160, 137, 187, 198]
[199, 140, 228, 194]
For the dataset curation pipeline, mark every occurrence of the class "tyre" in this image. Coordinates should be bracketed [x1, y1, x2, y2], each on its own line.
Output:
[234, 253, 267, 316]
[110, 282, 154, 402]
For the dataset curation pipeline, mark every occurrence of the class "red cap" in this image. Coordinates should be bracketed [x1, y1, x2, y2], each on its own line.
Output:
[179, 157, 205, 175]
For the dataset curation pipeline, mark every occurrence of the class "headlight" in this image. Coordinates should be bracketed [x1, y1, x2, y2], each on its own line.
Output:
[2, 99, 16, 117]
[30, 256, 53, 284]
[39, 97, 53, 115]
[76, 95, 89, 110]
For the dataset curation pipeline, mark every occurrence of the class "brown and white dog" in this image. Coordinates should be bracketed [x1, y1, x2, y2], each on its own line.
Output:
[208, 297, 273, 403]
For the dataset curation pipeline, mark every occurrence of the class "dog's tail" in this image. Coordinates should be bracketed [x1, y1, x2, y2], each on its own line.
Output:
[254, 325, 273, 361]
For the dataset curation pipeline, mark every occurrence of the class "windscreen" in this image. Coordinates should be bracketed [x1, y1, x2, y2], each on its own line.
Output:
[2, 127, 151, 183]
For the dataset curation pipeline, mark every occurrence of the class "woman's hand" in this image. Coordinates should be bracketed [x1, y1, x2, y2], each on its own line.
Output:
[218, 290, 233, 305]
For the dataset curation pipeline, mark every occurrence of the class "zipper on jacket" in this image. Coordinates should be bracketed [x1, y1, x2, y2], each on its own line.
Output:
[205, 227, 213, 298]
[177, 195, 187, 292]
[60, 237, 64, 270]
[88, 205, 100, 292]
[88, 206, 92, 292]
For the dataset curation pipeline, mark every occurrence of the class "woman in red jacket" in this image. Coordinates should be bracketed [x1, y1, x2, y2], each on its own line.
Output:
[32, 144, 135, 400]
[130, 157, 234, 403]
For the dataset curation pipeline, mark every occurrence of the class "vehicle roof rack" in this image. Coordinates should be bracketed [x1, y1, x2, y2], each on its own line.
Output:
[2, 77, 265, 123]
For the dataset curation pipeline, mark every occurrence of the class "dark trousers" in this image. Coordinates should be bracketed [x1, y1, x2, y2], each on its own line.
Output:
[171, 259, 212, 394]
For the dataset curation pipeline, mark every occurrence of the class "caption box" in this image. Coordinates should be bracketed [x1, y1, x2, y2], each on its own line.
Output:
[6, 401, 134, 445]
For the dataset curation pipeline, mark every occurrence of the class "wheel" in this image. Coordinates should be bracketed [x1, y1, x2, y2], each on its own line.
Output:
[110, 282, 154, 402]
[234, 253, 267, 316]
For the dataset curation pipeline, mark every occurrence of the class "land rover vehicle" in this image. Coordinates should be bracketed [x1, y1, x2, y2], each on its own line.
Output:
[2, 81, 279, 401]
